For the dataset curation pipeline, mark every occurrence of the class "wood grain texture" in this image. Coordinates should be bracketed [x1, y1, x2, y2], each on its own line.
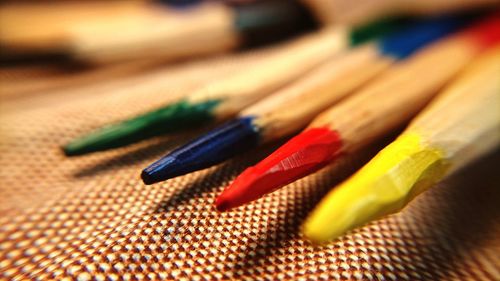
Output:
[69, 3, 239, 64]
[303, 46, 500, 244]
[310, 32, 484, 152]
[187, 27, 349, 120]
[410, 46, 500, 171]
[245, 43, 392, 141]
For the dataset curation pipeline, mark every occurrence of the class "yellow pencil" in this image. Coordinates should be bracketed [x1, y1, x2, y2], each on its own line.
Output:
[214, 15, 500, 211]
[303, 46, 500, 243]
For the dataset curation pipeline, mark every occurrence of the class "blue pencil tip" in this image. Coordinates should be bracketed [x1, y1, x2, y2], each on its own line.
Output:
[141, 117, 260, 184]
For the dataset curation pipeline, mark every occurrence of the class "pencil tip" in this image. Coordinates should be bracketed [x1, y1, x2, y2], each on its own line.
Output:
[140, 170, 157, 185]
[302, 133, 448, 243]
[141, 117, 260, 184]
[141, 155, 179, 184]
[62, 145, 78, 157]
[214, 196, 231, 212]
[215, 128, 342, 210]
[62, 100, 220, 156]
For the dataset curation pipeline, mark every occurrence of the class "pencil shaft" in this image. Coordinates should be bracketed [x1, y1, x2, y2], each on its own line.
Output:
[213, 15, 477, 210]
[70, 3, 240, 63]
[248, 14, 470, 141]
[248, 44, 393, 141]
[316, 0, 498, 24]
[62, 28, 346, 155]
[408, 46, 500, 171]
[303, 45, 500, 243]
[311, 34, 483, 152]
[188, 27, 349, 120]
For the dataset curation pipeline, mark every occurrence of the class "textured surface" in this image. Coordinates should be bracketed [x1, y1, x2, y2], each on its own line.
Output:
[1, 53, 499, 280]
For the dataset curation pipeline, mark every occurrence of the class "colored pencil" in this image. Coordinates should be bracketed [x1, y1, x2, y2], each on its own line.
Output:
[0, 2, 154, 56]
[141, 15, 471, 185]
[310, 0, 498, 24]
[303, 45, 500, 243]
[63, 17, 404, 156]
[0, 1, 317, 64]
[214, 15, 500, 211]
[2, 0, 496, 61]
[159, 0, 201, 8]
[61, 27, 348, 156]
[69, 0, 319, 63]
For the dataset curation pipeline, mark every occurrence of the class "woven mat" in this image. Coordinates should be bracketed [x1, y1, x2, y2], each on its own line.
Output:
[0, 51, 499, 280]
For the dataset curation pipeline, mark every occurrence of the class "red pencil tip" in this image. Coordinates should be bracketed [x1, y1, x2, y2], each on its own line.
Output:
[215, 128, 342, 211]
[215, 195, 231, 212]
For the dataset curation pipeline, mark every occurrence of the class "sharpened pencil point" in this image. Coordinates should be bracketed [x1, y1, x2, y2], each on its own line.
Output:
[63, 99, 220, 156]
[303, 133, 448, 243]
[215, 128, 342, 211]
[141, 169, 158, 185]
[214, 196, 231, 212]
[141, 117, 260, 184]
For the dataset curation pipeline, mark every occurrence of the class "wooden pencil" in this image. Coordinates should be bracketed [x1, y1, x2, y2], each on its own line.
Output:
[141, 15, 471, 185]
[0, 2, 149, 54]
[2, 0, 496, 62]
[62, 27, 351, 156]
[214, 15, 500, 211]
[306, 0, 499, 24]
[0, 1, 317, 63]
[1, 46, 269, 105]
[303, 45, 500, 243]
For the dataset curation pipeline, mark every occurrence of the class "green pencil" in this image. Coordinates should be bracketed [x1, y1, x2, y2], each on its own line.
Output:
[63, 18, 408, 156]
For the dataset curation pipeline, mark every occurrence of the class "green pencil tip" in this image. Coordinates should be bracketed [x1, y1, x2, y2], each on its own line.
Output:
[349, 16, 414, 46]
[62, 99, 220, 156]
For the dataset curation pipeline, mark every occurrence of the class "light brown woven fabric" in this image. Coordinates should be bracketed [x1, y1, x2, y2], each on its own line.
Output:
[0, 51, 499, 280]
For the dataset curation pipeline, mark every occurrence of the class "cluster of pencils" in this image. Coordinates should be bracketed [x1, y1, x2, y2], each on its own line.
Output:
[6, 0, 498, 244]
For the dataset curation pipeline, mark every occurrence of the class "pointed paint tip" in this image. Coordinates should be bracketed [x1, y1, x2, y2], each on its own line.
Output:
[214, 195, 231, 212]
[62, 136, 101, 157]
[140, 169, 157, 185]
[301, 223, 332, 245]
[214, 173, 255, 212]
[302, 132, 449, 243]
[215, 127, 342, 210]
[141, 155, 179, 184]
[62, 145, 80, 157]
[141, 117, 261, 184]
[63, 135, 102, 156]
[62, 99, 220, 156]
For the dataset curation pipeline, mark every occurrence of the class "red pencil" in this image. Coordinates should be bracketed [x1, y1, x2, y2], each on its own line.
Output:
[215, 15, 500, 211]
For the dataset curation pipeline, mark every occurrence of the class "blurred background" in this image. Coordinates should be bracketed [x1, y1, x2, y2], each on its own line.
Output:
[1, 0, 497, 105]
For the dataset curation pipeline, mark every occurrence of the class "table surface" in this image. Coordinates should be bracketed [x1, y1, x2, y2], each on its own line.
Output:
[1, 55, 499, 280]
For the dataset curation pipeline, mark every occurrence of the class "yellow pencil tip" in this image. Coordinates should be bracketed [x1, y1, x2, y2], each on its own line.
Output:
[302, 132, 449, 243]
